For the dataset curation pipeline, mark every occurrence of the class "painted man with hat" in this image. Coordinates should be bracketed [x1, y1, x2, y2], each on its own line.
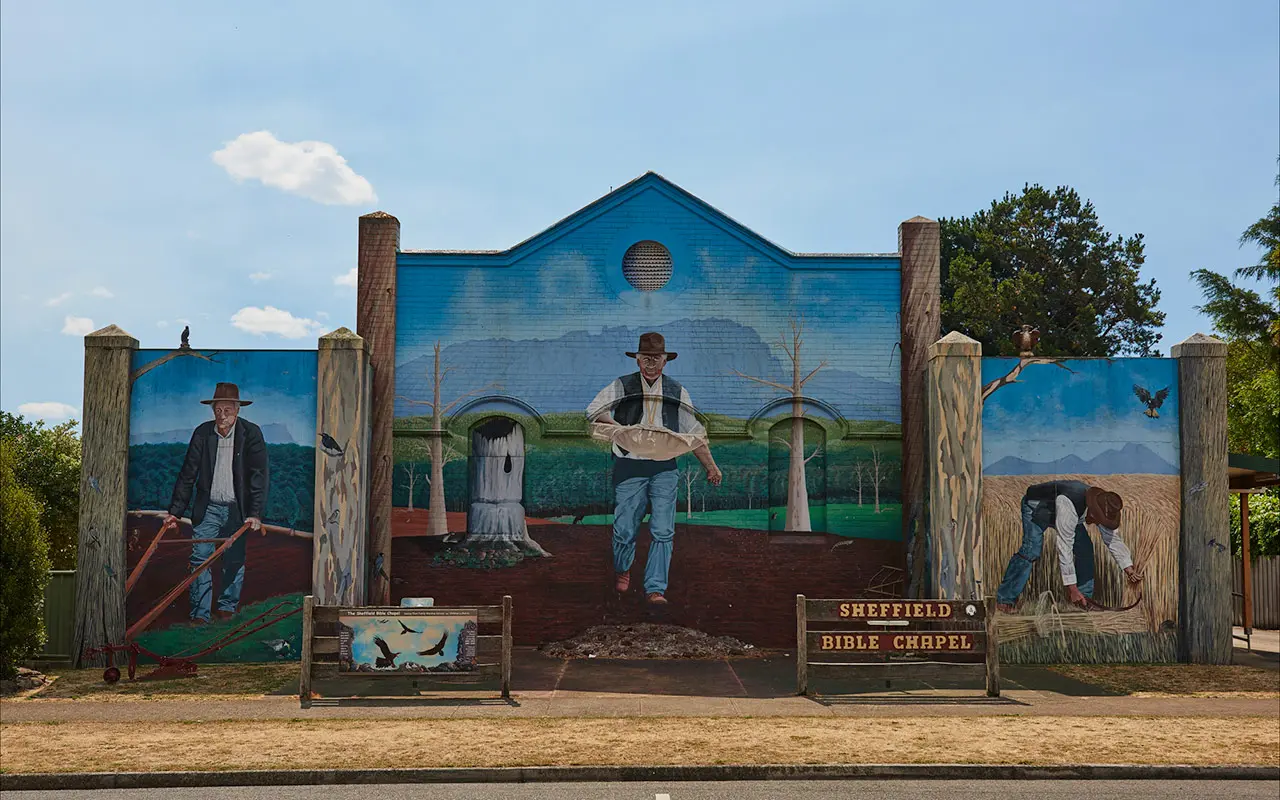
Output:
[587, 332, 722, 605]
[163, 383, 270, 624]
[996, 480, 1143, 612]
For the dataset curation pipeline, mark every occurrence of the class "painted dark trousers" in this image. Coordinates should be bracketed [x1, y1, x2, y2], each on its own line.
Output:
[612, 462, 679, 595]
[996, 498, 1095, 606]
[189, 502, 247, 622]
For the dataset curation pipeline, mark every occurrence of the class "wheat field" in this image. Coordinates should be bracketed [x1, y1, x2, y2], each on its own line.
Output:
[981, 474, 1180, 663]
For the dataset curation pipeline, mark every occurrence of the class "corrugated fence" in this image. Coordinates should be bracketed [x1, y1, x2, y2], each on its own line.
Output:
[39, 570, 77, 662]
[1234, 556, 1280, 630]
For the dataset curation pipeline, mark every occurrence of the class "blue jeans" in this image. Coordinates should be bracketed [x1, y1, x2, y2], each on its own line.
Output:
[189, 503, 246, 622]
[996, 499, 1094, 605]
[613, 468, 679, 595]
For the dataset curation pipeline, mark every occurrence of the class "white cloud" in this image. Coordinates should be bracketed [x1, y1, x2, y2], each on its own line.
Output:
[61, 315, 95, 336]
[212, 131, 377, 206]
[16, 401, 79, 421]
[249, 272, 273, 283]
[231, 306, 323, 339]
[46, 292, 72, 307]
[91, 286, 114, 298]
[334, 267, 358, 288]
[316, 310, 330, 319]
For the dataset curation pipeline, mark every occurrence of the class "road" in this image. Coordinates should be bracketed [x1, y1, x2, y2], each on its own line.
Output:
[5, 781, 1278, 799]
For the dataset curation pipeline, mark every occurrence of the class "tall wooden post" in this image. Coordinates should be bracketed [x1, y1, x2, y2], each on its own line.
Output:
[72, 325, 138, 667]
[1173, 333, 1231, 664]
[357, 211, 400, 605]
[1241, 492, 1252, 635]
[926, 332, 983, 600]
[314, 328, 372, 606]
[900, 217, 941, 598]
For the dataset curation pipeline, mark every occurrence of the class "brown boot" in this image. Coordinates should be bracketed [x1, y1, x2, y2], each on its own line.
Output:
[615, 571, 630, 593]
[646, 592, 668, 605]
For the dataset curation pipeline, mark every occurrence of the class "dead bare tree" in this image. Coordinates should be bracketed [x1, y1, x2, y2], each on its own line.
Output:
[852, 461, 867, 507]
[680, 466, 699, 520]
[130, 349, 221, 383]
[733, 317, 828, 532]
[981, 357, 1076, 402]
[396, 341, 496, 537]
[870, 447, 886, 514]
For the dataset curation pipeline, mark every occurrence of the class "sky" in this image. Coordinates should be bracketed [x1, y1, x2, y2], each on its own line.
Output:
[2, 1, 1277, 423]
[982, 357, 1180, 470]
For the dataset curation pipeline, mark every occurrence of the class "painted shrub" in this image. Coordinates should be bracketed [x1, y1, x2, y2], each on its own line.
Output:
[390, 173, 906, 646]
[981, 356, 1180, 663]
[126, 349, 317, 662]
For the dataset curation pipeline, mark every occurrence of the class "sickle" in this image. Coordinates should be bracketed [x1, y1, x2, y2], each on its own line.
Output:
[1073, 593, 1143, 613]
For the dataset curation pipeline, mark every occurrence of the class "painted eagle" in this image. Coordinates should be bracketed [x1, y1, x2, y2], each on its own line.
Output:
[1133, 384, 1170, 418]
[1013, 325, 1040, 356]
[417, 631, 449, 657]
[372, 635, 399, 669]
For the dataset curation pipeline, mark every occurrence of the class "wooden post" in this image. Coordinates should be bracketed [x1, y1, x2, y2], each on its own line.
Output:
[1241, 492, 1253, 635]
[299, 595, 314, 708]
[501, 595, 513, 699]
[357, 210, 400, 605]
[796, 594, 808, 695]
[1173, 333, 1231, 664]
[72, 325, 138, 667]
[900, 217, 941, 598]
[984, 596, 1000, 697]
[314, 328, 373, 606]
[926, 332, 984, 600]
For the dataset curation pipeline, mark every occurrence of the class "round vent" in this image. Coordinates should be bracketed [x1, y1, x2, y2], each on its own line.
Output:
[622, 240, 673, 291]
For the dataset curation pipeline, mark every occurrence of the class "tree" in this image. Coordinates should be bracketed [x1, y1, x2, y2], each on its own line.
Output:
[852, 461, 867, 506]
[0, 441, 51, 679]
[0, 412, 80, 569]
[869, 446, 890, 514]
[1194, 168, 1280, 557]
[941, 184, 1165, 356]
[679, 466, 699, 519]
[734, 317, 828, 531]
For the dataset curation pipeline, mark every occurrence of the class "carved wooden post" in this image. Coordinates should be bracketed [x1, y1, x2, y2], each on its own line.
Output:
[357, 210, 400, 605]
[72, 325, 138, 667]
[900, 217, 941, 598]
[1173, 333, 1231, 664]
[926, 332, 983, 600]
[314, 328, 372, 606]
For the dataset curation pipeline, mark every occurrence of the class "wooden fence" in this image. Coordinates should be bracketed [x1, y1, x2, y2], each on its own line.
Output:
[1234, 557, 1280, 629]
[38, 571, 77, 663]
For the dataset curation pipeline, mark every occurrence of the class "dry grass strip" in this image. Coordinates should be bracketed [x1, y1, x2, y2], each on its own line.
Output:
[1050, 665, 1280, 698]
[29, 663, 297, 701]
[2, 717, 1276, 774]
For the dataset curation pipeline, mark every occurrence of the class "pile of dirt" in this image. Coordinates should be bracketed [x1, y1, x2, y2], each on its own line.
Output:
[0, 667, 48, 695]
[541, 623, 762, 659]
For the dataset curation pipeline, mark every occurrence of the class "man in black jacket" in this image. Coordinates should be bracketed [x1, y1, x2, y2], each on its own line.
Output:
[163, 383, 269, 624]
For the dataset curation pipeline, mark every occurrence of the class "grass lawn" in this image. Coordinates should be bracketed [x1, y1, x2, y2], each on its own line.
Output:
[1049, 664, 1280, 698]
[0, 716, 1275, 773]
[132, 593, 305, 664]
[550, 503, 903, 540]
[27, 662, 297, 700]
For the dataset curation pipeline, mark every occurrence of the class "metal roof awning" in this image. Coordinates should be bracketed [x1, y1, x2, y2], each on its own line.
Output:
[1228, 453, 1280, 491]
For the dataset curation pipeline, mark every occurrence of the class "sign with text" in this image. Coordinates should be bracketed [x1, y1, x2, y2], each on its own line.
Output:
[808, 631, 980, 653]
[337, 608, 477, 674]
[806, 599, 984, 623]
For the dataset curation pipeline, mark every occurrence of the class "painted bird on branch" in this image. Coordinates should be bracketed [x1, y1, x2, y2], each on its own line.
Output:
[417, 631, 449, 657]
[1132, 385, 1170, 418]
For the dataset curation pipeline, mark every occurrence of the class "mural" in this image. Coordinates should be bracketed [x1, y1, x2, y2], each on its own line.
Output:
[981, 356, 1180, 662]
[390, 174, 906, 646]
[126, 348, 317, 662]
[338, 610, 477, 673]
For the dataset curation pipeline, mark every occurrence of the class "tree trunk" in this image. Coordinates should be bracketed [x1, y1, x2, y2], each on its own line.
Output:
[428, 435, 448, 535]
[404, 467, 416, 512]
[786, 402, 811, 532]
[468, 418, 525, 544]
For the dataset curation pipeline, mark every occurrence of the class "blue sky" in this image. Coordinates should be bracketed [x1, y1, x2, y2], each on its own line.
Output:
[2, 1, 1277, 423]
[982, 357, 1180, 469]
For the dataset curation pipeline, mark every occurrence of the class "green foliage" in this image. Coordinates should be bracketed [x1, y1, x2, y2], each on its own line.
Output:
[1231, 490, 1280, 559]
[1225, 340, 1280, 459]
[127, 444, 316, 531]
[941, 184, 1165, 356]
[0, 412, 80, 569]
[0, 441, 51, 679]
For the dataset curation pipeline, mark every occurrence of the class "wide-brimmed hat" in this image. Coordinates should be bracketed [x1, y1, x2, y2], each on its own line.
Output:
[626, 332, 677, 361]
[200, 382, 253, 406]
[1085, 486, 1122, 529]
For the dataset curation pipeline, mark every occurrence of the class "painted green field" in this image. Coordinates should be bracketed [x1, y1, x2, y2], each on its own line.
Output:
[133, 593, 304, 663]
[549, 502, 902, 540]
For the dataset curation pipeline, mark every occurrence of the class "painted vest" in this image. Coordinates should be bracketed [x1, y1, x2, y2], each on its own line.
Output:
[612, 372, 684, 432]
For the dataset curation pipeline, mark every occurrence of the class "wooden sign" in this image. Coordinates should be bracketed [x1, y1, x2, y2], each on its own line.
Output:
[809, 631, 980, 653]
[806, 599, 984, 623]
[337, 608, 477, 674]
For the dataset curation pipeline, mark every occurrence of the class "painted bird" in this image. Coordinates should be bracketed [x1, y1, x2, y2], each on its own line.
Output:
[327, 508, 340, 525]
[373, 635, 399, 669]
[417, 631, 449, 657]
[180, 325, 190, 349]
[374, 553, 389, 581]
[88, 476, 102, 494]
[318, 433, 345, 458]
[262, 638, 292, 658]
[1012, 324, 1041, 357]
[398, 620, 419, 635]
[103, 563, 116, 579]
[1133, 385, 1170, 418]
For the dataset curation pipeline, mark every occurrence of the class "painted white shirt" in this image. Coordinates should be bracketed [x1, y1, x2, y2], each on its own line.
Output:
[209, 423, 237, 504]
[1054, 494, 1133, 586]
[586, 375, 705, 460]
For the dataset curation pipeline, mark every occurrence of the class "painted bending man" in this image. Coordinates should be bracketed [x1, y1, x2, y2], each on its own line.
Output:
[587, 333, 722, 605]
[995, 480, 1143, 613]
[163, 383, 269, 624]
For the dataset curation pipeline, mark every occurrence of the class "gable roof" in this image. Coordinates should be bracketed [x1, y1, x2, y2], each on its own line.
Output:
[398, 171, 898, 270]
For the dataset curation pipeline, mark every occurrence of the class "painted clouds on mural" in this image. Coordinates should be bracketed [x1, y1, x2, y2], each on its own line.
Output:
[982, 358, 1179, 475]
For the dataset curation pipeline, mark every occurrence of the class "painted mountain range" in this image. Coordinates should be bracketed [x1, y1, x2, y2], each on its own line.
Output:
[984, 442, 1178, 476]
[130, 423, 299, 446]
[395, 318, 901, 422]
